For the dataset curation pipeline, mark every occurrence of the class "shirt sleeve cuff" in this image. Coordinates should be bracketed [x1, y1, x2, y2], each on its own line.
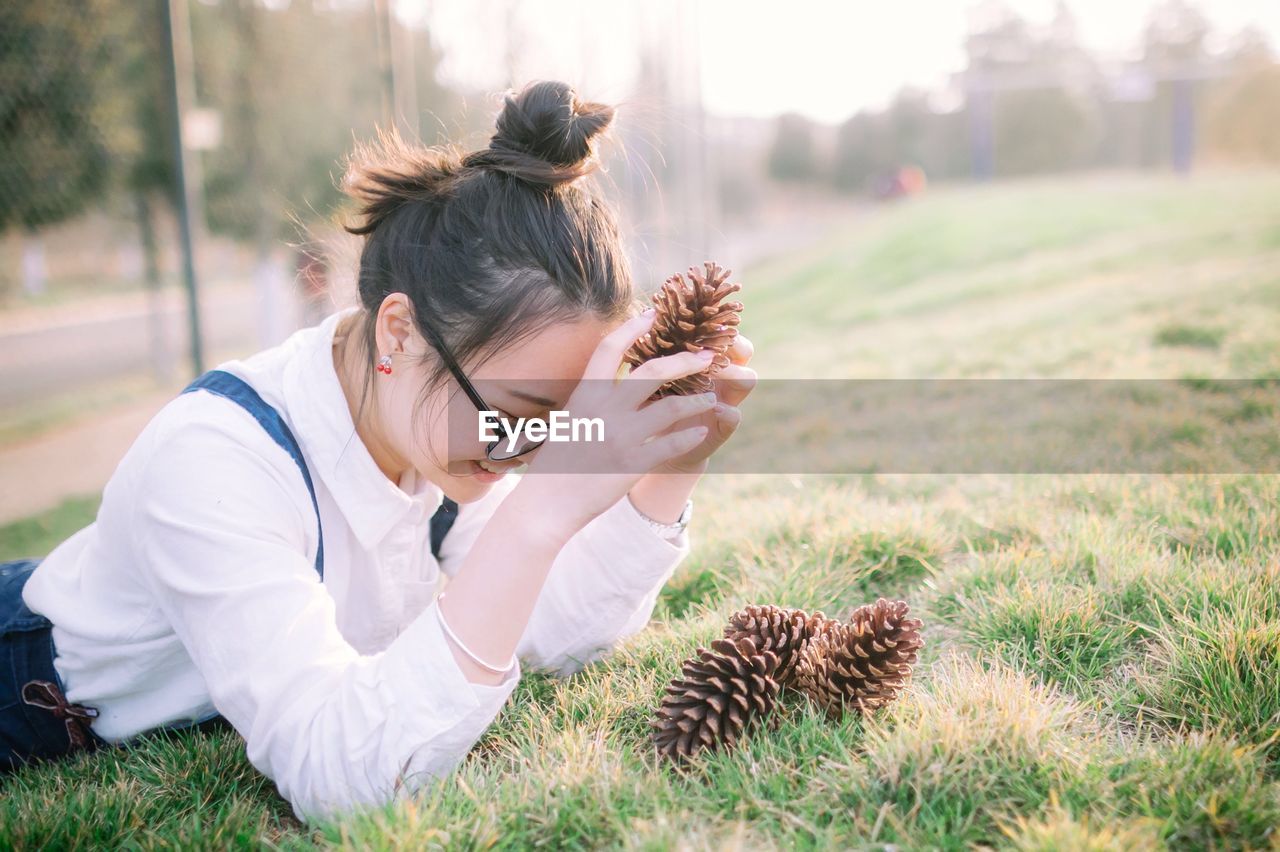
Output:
[580, 493, 691, 599]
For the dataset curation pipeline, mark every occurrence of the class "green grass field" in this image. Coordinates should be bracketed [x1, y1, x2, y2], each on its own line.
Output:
[3, 172, 1279, 850]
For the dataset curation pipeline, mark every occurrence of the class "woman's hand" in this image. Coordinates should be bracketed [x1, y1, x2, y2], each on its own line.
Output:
[647, 333, 756, 476]
[513, 309, 721, 539]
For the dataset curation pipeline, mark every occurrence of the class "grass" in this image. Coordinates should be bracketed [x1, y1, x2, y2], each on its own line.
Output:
[3, 170, 1280, 849]
[0, 495, 102, 562]
[1155, 323, 1227, 350]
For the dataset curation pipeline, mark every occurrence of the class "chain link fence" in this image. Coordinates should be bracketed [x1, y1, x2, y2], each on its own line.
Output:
[0, 2, 725, 410]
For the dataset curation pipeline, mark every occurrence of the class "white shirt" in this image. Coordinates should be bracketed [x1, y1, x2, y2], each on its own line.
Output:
[22, 306, 692, 823]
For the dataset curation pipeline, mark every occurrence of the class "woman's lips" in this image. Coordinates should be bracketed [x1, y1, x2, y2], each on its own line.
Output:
[467, 459, 509, 482]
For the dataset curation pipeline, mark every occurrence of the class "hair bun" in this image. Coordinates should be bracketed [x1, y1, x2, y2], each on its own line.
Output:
[463, 80, 615, 189]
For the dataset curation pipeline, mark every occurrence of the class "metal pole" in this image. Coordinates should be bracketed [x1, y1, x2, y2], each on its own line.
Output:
[1171, 77, 1194, 174]
[394, 9, 418, 139]
[968, 85, 995, 181]
[689, 0, 712, 260]
[373, 0, 395, 129]
[160, 0, 204, 376]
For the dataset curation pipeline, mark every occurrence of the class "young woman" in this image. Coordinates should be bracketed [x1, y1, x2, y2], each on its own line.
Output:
[0, 80, 755, 823]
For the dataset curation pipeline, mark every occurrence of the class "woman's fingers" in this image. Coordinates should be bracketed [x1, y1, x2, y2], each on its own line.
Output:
[563, 310, 748, 475]
[633, 390, 718, 437]
[583, 309, 657, 381]
[634, 424, 710, 471]
[619, 349, 716, 406]
[712, 401, 742, 436]
[711, 364, 757, 408]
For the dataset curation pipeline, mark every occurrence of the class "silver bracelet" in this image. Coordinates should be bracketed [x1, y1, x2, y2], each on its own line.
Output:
[435, 591, 517, 675]
[635, 498, 693, 537]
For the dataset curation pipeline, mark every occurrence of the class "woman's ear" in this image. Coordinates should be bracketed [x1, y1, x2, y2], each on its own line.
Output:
[375, 292, 419, 357]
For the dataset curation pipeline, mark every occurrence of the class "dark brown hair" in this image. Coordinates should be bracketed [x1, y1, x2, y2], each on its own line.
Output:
[339, 80, 636, 462]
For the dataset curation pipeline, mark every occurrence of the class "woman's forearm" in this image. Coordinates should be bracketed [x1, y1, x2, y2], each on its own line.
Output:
[437, 480, 580, 684]
[438, 469, 701, 685]
[627, 467, 704, 523]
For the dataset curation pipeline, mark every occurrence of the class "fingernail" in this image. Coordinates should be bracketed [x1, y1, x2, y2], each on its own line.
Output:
[642, 307, 657, 318]
[697, 349, 715, 360]
[701, 392, 717, 403]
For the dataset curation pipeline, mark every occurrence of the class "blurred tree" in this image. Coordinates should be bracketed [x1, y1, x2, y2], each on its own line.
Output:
[1142, 0, 1211, 67]
[1204, 63, 1280, 166]
[95, 0, 179, 377]
[964, 1, 1036, 78]
[1220, 26, 1274, 70]
[992, 87, 1100, 175]
[884, 90, 935, 169]
[767, 112, 820, 182]
[99, 1, 175, 206]
[190, 1, 456, 243]
[1140, 0, 1211, 170]
[831, 88, 970, 195]
[832, 111, 890, 193]
[0, 2, 112, 295]
[961, 0, 1102, 177]
[716, 167, 762, 224]
[1043, 0, 1097, 84]
[918, 109, 971, 181]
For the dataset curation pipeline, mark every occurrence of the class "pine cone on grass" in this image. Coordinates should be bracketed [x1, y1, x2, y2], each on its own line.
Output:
[723, 604, 838, 686]
[624, 261, 744, 399]
[793, 599, 924, 720]
[651, 637, 780, 762]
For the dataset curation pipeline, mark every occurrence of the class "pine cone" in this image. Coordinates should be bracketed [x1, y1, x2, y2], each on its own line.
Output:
[723, 605, 838, 686]
[651, 636, 780, 762]
[624, 261, 744, 399]
[793, 599, 924, 720]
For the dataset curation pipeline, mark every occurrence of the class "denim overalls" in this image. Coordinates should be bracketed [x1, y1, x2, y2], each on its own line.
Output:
[0, 370, 459, 772]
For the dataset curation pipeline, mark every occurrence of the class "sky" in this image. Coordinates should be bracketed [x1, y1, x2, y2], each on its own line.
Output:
[406, 0, 1280, 125]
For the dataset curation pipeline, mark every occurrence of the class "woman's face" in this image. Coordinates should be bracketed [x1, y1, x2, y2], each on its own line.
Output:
[360, 293, 618, 504]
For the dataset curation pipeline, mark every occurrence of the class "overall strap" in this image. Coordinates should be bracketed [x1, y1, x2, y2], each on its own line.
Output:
[430, 497, 458, 561]
[181, 370, 325, 580]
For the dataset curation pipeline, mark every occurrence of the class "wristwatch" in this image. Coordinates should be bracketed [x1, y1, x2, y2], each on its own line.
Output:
[636, 499, 694, 539]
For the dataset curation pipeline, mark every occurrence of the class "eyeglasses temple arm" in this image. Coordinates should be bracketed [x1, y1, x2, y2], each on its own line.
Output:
[418, 319, 509, 437]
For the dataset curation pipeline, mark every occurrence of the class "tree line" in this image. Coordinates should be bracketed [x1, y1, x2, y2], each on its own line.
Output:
[767, 0, 1280, 192]
[0, 0, 460, 296]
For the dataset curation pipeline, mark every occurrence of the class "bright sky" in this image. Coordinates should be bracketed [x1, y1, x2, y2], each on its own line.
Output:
[405, 0, 1280, 125]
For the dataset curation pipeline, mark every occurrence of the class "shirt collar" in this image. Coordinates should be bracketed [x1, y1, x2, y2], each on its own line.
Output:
[282, 307, 445, 550]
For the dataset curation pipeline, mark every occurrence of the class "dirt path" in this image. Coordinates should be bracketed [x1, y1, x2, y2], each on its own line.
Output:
[0, 388, 174, 525]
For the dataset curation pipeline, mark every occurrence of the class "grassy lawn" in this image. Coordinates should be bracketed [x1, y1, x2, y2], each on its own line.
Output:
[3, 171, 1278, 849]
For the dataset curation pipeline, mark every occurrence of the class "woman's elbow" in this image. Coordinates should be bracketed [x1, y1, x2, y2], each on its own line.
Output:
[247, 712, 475, 826]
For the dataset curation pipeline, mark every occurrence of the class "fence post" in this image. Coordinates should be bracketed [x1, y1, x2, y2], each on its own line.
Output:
[1171, 76, 1195, 174]
[160, 0, 205, 377]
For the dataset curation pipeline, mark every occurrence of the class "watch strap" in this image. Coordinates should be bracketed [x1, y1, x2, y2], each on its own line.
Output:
[636, 498, 693, 538]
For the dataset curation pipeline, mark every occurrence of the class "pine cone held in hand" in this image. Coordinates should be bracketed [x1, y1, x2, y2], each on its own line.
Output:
[724, 604, 838, 686]
[624, 261, 744, 399]
[651, 636, 780, 762]
[793, 598, 924, 720]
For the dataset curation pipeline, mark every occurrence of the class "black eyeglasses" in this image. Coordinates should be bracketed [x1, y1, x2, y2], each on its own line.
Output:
[416, 320, 546, 462]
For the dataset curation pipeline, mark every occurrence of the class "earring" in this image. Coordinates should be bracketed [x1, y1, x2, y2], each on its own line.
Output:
[376, 354, 393, 375]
